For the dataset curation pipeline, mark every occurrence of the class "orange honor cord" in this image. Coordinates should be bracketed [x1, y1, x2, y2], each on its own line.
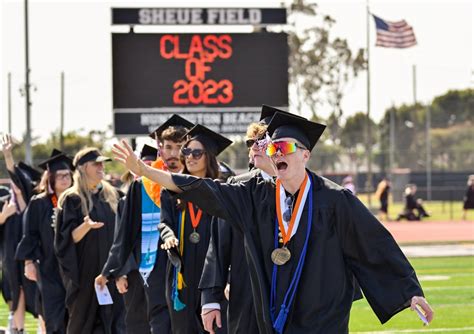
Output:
[275, 173, 309, 246]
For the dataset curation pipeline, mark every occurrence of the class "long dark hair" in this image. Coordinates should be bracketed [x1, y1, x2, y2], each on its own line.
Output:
[180, 137, 220, 180]
[34, 170, 71, 195]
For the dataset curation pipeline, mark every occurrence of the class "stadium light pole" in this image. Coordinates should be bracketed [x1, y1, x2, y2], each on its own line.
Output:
[8, 73, 12, 133]
[24, 0, 32, 164]
[426, 106, 432, 200]
[365, 0, 373, 207]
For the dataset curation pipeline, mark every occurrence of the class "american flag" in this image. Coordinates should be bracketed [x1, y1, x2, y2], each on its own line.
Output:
[373, 14, 417, 48]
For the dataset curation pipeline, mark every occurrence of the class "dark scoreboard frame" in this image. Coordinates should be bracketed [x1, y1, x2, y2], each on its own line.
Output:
[112, 32, 288, 136]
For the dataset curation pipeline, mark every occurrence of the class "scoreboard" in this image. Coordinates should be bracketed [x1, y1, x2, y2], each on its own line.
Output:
[112, 33, 288, 135]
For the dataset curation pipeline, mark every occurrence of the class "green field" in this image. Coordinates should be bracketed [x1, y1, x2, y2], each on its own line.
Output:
[350, 256, 474, 333]
[359, 199, 471, 222]
[1, 256, 473, 332]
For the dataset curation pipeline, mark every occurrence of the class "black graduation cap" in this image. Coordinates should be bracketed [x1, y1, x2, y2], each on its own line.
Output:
[140, 144, 158, 161]
[259, 105, 305, 125]
[148, 114, 194, 140]
[17, 161, 43, 182]
[183, 124, 233, 156]
[267, 112, 326, 151]
[38, 149, 74, 172]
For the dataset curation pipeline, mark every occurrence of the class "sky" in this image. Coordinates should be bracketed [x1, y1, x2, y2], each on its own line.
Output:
[1, 0, 473, 143]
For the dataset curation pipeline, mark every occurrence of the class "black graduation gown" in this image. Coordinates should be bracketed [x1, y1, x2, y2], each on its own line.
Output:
[199, 169, 261, 334]
[0, 210, 37, 316]
[55, 190, 126, 334]
[172, 170, 424, 333]
[101, 180, 171, 334]
[159, 189, 226, 334]
[15, 193, 67, 333]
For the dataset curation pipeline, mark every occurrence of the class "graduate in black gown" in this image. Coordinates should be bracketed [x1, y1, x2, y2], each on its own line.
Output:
[96, 114, 193, 334]
[16, 149, 73, 333]
[158, 124, 232, 334]
[1, 134, 39, 333]
[113, 109, 434, 334]
[55, 147, 125, 334]
[200, 112, 276, 334]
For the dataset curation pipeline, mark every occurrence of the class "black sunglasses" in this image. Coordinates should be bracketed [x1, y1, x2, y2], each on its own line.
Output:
[181, 148, 205, 159]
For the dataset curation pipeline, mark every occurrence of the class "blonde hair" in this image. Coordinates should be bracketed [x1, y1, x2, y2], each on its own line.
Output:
[246, 122, 268, 140]
[58, 147, 118, 216]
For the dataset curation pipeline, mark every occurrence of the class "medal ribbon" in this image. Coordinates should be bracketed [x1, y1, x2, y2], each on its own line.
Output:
[270, 173, 313, 334]
[51, 194, 58, 208]
[187, 202, 202, 230]
[275, 173, 309, 245]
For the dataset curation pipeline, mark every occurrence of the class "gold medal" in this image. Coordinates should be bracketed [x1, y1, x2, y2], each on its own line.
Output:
[271, 247, 291, 265]
[189, 231, 200, 244]
[188, 203, 202, 244]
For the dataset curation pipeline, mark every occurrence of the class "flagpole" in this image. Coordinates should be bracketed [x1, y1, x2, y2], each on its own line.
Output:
[366, 0, 373, 207]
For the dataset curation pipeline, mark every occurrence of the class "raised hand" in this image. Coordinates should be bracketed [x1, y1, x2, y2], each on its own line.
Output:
[0, 134, 13, 154]
[1, 134, 15, 171]
[112, 140, 145, 176]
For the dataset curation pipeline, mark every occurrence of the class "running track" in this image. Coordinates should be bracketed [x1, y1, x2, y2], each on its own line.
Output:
[383, 221, 474, 244]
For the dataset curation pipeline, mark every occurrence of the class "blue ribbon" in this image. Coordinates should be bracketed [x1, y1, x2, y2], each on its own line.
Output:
[270, 174, 313, 333]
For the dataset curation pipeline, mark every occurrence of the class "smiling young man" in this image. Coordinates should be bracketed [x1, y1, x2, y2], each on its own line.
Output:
[96, 114, 193, 334]
[113, 109, 433, 334]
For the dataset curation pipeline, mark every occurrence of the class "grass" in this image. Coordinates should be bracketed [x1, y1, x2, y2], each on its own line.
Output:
[1, 257, 473, 332]
[349, 256, 474, 333]
[357, 197, 471, 222]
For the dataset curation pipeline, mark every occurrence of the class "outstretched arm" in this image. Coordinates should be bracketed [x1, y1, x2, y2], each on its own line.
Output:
[113, 140, 180, 193]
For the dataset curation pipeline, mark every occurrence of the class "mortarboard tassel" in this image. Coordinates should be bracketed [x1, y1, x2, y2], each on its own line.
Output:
[172, 289, 186, 311]
[177, 272, 186, 290]
[273, 305, 290, 334]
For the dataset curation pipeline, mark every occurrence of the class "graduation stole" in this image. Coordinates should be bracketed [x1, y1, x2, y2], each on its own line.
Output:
[139, 158, 165, 285]
[140, 186, 160, 286]
[270, 173, 313, 334]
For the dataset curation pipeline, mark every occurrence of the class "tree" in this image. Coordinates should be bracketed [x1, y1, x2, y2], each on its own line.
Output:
[287, 0, 366, 128]
[430, 89, 474, 128]
[378, 89, 474, 172]
[340, 112, 376, 148]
